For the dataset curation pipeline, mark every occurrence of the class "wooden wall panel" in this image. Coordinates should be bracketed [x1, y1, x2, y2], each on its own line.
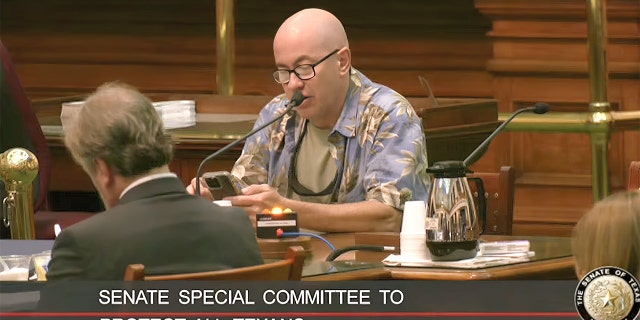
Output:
[0, 0, 493, 99]
[474, 0, 640, 236]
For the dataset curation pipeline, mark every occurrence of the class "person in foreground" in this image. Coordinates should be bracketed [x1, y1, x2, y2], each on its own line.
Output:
[46, 82, 263, 281]
[189, 8, 430, 233]
[572, 190, 640, 279]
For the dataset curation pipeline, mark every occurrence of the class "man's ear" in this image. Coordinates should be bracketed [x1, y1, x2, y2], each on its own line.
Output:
[94, 158, 115, 187]
[337, 48, 351, 75]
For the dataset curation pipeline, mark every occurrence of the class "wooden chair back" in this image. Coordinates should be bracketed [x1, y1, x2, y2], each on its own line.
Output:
[124, 246, 306, 281]
[629, 161, 640, 190]
[467, 166, 516, 235]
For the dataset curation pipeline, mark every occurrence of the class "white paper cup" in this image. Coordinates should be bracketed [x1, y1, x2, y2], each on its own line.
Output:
[401, 200, 427, 234]
[400, 233, 430, 261]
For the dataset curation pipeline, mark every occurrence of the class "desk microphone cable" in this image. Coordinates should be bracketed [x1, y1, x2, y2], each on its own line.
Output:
[276, 229, 336, 251]
[324, 245, 396, 262]
[276, 229, 396, 261]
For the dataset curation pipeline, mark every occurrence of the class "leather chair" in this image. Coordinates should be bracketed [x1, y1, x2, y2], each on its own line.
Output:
[0, 40, 94, 239]
[124, 246, 306, 281]
[467, 166, 516, 235]
[629, 161, 640, 190]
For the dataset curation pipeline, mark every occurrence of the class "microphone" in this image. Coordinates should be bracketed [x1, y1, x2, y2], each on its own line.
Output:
[195, 91, 305, 197]
[462, 102, 550, 168]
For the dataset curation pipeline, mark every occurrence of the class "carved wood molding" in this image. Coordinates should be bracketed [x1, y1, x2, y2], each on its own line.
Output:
[517, 172, 592, 187]
[487, 60, 640, 78]
[474, 0, 640, 20]
[475, 0, 640, 77]
[514, 207, 588, 225]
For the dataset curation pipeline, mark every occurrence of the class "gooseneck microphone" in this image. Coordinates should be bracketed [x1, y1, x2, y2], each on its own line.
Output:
[462, 102, 550, 168]
[195, 91, 305, 197]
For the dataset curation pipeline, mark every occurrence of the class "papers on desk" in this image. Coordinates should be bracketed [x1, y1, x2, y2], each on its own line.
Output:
[382, 240, 534, 269]
[40, 125, 64, 136]
[153, 100, 196, 129]
[61, 100, 196, 130]
[60, 101, 84, 129]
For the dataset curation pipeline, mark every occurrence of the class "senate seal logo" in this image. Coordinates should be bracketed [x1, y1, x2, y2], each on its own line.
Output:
[575, 266, 640, 320]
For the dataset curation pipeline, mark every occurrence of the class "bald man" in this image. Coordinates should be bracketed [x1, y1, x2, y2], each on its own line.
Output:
[190, 9, 430, 233]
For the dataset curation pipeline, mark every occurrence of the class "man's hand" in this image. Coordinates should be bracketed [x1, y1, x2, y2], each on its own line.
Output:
[226, 184, 287, 225]
[186, 177, 214, 200]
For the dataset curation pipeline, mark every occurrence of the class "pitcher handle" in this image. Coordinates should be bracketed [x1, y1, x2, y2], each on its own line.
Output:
[467, 177, 486, 234]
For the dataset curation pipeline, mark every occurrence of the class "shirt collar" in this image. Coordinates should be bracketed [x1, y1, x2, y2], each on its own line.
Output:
[332, 68, 379, 138]
[119, 172, 178, 199]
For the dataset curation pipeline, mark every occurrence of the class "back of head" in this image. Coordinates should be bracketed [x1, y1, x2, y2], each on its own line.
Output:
[64, 82, 173, 177]
[572, 190, 640, 278]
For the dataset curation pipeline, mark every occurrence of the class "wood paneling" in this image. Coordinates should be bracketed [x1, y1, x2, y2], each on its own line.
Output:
[0, 0, 493, 99]
[473, 0, 640, 235]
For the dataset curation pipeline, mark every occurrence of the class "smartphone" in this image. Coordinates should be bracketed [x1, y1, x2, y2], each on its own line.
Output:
[202, 171, 242, 199]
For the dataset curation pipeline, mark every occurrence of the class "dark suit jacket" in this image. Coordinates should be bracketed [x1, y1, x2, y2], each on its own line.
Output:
[46, 176, 264, 281]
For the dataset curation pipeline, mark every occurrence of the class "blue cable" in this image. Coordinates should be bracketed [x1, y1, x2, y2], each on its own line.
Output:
[279, 231, 336, 252]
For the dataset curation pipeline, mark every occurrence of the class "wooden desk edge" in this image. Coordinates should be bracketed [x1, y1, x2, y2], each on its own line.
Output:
[303, 268, 393, 281]
[389, 256, 576, 280]
[302, 256, 575, 281]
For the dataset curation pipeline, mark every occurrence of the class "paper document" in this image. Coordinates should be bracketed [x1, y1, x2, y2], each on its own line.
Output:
[153, 100, 196, 129]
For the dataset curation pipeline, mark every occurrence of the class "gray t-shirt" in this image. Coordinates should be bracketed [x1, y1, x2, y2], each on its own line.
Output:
[291, 122, 338, 203]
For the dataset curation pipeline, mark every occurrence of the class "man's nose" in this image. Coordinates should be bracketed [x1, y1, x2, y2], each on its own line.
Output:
[287, 72, 304, 89]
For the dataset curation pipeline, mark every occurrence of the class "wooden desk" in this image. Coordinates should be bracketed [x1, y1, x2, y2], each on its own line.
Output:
[0, 232, 574, 281]
[302, 233, 575, 281]
[387, 256, 574, 280]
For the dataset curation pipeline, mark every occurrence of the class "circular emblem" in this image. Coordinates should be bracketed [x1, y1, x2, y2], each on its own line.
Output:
[575, 266, 640, 320]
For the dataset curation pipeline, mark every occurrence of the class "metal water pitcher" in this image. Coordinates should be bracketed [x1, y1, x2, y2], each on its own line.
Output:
[426, 160, 485, 261]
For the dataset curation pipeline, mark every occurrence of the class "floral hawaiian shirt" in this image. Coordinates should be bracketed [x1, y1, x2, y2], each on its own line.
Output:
[231, 68, 430, 211]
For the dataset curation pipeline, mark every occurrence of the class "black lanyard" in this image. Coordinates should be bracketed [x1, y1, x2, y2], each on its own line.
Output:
[288, 120, 345, 199]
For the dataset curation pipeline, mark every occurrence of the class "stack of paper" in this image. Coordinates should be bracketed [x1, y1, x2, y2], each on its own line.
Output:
[60, 101, 84, 130]
[479, 240, 530, 256]
[60, 100, 197, 131]
[153, 100, 196, 129]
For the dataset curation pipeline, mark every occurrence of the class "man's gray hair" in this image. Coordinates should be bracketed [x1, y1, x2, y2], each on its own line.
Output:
[64, 82, 173, 177]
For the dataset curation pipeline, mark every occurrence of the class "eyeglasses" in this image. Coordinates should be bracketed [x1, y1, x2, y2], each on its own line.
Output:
[272, 49, 340, 84]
